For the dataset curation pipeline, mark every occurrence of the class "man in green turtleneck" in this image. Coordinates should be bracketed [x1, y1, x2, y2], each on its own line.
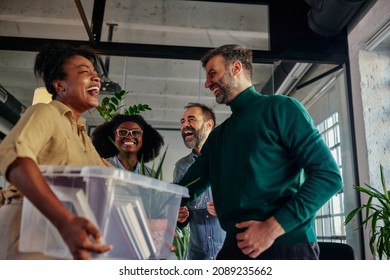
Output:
[178, 44, 342, 260]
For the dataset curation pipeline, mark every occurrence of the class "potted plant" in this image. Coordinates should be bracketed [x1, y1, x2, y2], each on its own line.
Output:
[345, 165, 390, 260]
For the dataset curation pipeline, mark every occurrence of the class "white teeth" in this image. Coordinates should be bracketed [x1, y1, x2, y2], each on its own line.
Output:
[86, 86, 100, 91]
[123, 141, 135, 145]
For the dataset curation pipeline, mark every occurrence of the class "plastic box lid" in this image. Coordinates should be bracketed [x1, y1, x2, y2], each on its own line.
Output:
[38, 165, 189, 197]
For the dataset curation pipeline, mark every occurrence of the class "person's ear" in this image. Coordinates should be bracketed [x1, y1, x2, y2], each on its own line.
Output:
[205, 119, 214, 131]
[53, 80, 65, 96]
[231, 60, 242, 76]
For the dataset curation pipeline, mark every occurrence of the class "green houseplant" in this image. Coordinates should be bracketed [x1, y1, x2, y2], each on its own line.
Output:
[345, 165, 390, 259]
[96, 89, 151, 122]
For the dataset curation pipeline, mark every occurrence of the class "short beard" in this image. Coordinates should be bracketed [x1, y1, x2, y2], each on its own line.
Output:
[184, 124, 207, 150]
[215, 71, 235, 104]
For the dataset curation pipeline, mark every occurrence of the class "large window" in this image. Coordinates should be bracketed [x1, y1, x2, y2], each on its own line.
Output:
[315, 113, 346, 242]
[295, 66, 361, 257]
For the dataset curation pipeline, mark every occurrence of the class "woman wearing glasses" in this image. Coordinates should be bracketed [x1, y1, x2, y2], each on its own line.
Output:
[91, 114, 164, 174]
[92, 115, 172, 258]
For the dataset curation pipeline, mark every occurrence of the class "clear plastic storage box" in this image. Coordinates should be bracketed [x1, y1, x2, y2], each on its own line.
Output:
[19, 165, 189, 259]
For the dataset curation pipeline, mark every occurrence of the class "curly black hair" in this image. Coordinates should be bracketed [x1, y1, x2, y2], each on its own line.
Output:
[34, 43, 103, 99]
[91, 114, 164, 163]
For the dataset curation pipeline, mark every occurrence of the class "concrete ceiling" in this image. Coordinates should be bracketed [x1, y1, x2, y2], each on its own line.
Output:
[0, 0, 363, 131]
[0, 0, 275, 130]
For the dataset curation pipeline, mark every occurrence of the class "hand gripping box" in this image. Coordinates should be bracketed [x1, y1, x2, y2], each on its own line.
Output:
[19, 165, 189, 259]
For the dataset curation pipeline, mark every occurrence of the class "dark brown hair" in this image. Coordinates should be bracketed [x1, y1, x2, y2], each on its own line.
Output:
[184, 102, 216, 129]
[200, 44, 253, 79]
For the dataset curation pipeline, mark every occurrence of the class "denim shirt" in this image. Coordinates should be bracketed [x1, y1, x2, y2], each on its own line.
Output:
[173, 152, 226, 260]
[106, 156, 151, 175]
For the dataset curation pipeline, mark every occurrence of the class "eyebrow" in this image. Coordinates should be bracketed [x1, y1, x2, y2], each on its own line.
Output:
[182, 115, 197, 121]
[76, 64, 91, 69]
[118, 128, 142, 131]
[206, 69, 214, 76]
[76, 64, 97, 72]
[117, 126, 142, 130]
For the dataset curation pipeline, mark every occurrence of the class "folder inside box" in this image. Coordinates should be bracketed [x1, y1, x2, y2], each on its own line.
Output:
[19, 165, 189, 260]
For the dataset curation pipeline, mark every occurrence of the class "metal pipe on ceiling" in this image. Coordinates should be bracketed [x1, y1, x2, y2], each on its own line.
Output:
[74, 0, 95, 42]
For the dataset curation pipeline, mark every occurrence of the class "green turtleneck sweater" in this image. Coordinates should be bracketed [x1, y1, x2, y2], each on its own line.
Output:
[179, 86, 342, 245]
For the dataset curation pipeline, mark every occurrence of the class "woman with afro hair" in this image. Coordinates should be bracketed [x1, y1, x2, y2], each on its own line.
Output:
[92, 114, 164, 175]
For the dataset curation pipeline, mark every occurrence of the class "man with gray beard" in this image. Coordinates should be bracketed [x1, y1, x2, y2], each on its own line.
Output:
[173, 103, 225, 260]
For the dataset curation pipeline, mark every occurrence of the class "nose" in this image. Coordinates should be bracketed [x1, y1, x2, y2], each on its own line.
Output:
[204, 78, 212, 89]
[181, 120, 189, 130]
[124, 134, 137, 140]
[92, 72, 101, 82]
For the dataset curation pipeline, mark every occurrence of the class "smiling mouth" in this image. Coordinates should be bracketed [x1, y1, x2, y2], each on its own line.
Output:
[211, 85, 220, 95]
[182, 130, 195, 141]
[122, 141, 136, 145]
[86, 86, 100, 97]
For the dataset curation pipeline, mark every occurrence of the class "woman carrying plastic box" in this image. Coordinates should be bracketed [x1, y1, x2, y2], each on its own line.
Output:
[0, 43, 112, 260]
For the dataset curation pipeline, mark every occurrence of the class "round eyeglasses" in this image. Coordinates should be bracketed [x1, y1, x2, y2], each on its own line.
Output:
[115, 129, 143, 139]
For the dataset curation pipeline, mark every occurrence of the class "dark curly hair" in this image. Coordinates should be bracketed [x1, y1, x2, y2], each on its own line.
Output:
[34, 43, 103, 99]
[91, 114, 164, 163]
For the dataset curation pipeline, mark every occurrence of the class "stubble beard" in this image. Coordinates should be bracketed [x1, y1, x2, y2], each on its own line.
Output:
[184, 123, 207, 150]
[215, 71, 235, 104]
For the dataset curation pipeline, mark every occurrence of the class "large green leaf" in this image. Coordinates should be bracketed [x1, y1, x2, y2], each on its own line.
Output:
[95, 90, 152, 122]
[345, 165, 390, 259]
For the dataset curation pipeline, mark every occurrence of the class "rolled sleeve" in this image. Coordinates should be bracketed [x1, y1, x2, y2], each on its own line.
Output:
[0, 142, 34, 178]
[0, 104, 54, 177]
